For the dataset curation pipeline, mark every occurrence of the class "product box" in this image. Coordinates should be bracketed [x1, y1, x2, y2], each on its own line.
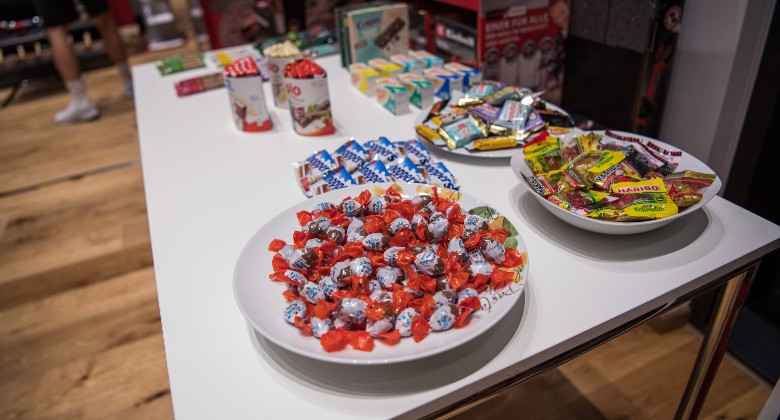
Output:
[376, 78, 410, 115]
[408, 50, 444, 69]
[423, 68, 463, 99]
[334, 1, 390, 67]
[398, 73, 434, 109]
[389, 54, 423, 76]
[346, 4, 410, 65]
[349, 63, 381, 96]
[444, 62, 482, 88]
[367, 58, 404, 78]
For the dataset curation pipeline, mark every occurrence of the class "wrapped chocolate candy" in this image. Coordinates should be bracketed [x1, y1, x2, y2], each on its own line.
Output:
[367, 317, 395, 337]
[463, 214, 490, 234]
[289, 247, 317, 271]
[278, 244, 296, 261]
[303, 217, 331, 237]
[339, 199, 363, 216]
[363, 233, 390, 250]
[429, 304, 458, 331]
[426, 216, 449, 243]
[284, 269, 308, 287]
[466, 260, 494, 277]
[448, 237, 468, 262]
[468, 250, 486, 264]
[363, 137, 401, 164]
[414, 248, 445, 276]
[480, 237, 506, 264]
[458, 288, 479, 304]
[433, 290, 457, 308]
[367, 195, 387, 215]
[319, 276, 337, 300]
[350, 257, 373, 277]
[327, 225, 346, 244]
[439, 115, 488, 150]
[334, 139, 369, 173]
[335, 298, 367, 324]
[368, 279, 383, 292]
[370, 290, 393, 304]
[347, 217, 365, 234]
[284, 300, 307, 324]
[383, 246, 405, 266]
[376, 266, 402, 288]
[310, 316, 332, 338]
[311, 202, 336, 213]
[305, 238, 327, 248]
[301, 281, 325, 304]
[387, 217, 411, 235]
[387, 157, 426, 183]
[435, 275, 452, 292]
[347, 228, 367, 243]
[395, 308, 420, 337]
[355, 160, 394, 185]
[330, 261, 352, 287]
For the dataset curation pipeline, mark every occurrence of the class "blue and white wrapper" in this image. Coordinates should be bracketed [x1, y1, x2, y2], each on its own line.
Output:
[363, 137, 401, 164]
[283, 300, 307, 324]
[355, 160, 394, 185]
[395, 139, 432, 165]
[421, 162, 460, 190]
[387, 157, 425, 184]
[333, 139, 369, 173]
[395, 307, 419, 337]
[301, 281, 325, 304]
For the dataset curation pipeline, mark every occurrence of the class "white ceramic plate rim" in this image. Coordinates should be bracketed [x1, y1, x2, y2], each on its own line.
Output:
[233, 182, 529, 364]
[510, 130, 723, 233]
[414, 92, 571, 159]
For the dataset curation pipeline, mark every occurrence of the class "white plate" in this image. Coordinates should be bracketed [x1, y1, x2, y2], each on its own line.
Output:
[510, 131, 722, 235]
[414, 91, 573, 159]
[234, 182, 529, 364]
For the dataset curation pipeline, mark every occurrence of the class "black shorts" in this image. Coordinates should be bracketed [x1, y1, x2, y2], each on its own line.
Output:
[33, 0, 109, 27]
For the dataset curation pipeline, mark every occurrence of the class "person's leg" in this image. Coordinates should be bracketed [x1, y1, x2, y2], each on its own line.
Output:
[89, 8, 133, 98]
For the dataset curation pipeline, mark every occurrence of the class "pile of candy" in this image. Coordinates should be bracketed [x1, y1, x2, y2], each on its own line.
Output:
[416, 86, 574, 152]
[284, 58, 326, 78]
[293, 138, 459, 197]
[523, 130, 717, 222]
[223, 57, 260, 78]
[267, 186, 525, 352]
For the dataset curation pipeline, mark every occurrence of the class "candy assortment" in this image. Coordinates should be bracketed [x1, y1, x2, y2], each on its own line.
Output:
[284, 59, 334, 136]
[416, 86, 574, 153]
[224, 57, 271, 132]
[267, 185, 526, 352]
[293, 138, 459, 197]
[522, 130, 716, 222]
[263, 41, 301, 108]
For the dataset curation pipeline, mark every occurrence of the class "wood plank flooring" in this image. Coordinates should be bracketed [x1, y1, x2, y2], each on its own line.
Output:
[0, 43, 771, 419]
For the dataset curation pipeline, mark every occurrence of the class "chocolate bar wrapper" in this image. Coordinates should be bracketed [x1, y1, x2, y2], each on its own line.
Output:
[398, 73, 435, 109]
[334, 139, 370, 173]
[467, 81, 504, 99]
[395, 139, 432, 165]
[598, 130, 681, 176]
[419, 162, 460, 190]
[439, 115, 488, 150]
[468, 103, 502, 123]
[349, 63, 380, 96]
[174, 73, 225, 97]
[390, 54, 423, 76]
[408, 50, 444, 69]
[444, 62, 482, 88]
[363, 137, 401, 164]
[224, 62, 271, 132]
[375, 78, 410, 115]
[355, 160, 394, 185]
[310, 167, 359, 197]
[368, 58, 404, 78]
[294, 150, 340, 196]
[157, 54, 205, 75]
[387, 157, 426, 184]
[464, 136, 518, 151]
[484, 86, 524, 106]
[424, 68, 464, 99]
[415, 125, 446, 147]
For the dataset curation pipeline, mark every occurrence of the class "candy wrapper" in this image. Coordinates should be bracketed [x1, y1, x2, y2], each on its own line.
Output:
[224, 57, 271, 132]
[395, 139, 432, 165]
[424, 68, 464, 99]
[349, 63, 380, 96]
[488, 96, 543, 142]
[284, 59, 335, 136]
[294, 149, 339, 195]
[354, 160, 395, 184]
[597, 130, 681, 176]
[387, 157, 425, 183]
[157, 54, 205, 75]
[390, 54, 423, 76]
[444, 62, 482, 88]
[398, 74, 435, 110]
[334, 139, 369, 172]
[363, 137, 401, 164]
[439, 115, 489, 150]
[524, 136, 564, 174]
[587, 179, 678, 221]
[368, 58, 404, 78]
[664, 171, 717, 207]
[174, 73, 225, 97]
[408, 50, 444, 68]
[466, 81, 504, 99]
[419, 162, 460, 189]
[310, 167, 358, 196]
[527, 169, 590, 197]
[464, 136, 518, 151]
[376, 78, 410, 115]
[263, 41, 301, 108]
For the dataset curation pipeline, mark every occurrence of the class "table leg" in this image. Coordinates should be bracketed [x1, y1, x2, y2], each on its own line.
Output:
[675, 262, 759, 420]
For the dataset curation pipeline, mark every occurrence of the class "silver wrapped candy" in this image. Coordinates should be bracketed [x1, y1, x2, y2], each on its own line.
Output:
[429, 304, 457, 331]
[411, 213, 428, 231]
[350, 257, 373, 277]
[368, 279, 383, 292]
[339, 199, 363, 216]
[335, 298, 367, 324]
[279, 244, 295, 261]
[347, 217, 365, 234]
[330, 261, 352, 287]
[383, 246, 405, 266]
[362, 232, 389, 251]
[333, 317, 352, 330]
[468, 250, 486, 264]
[289, 247, 317, 271]
[426, 216, 449, 243]
[387, 217, 411, 235]
[480, 237, 506, 264]
[319, 276, 337, 300]
[284, 269, 308, 287]
[283, 300, 307, 324]
[347, 228, 367, 243]
[448, 238, 467, 262]
[433, 290, 457, 308]
[467, 261, 494, 277]
[458, 288, 479, 303]
[366, 318, 394, 337]
[303, 217, 331, 237]
[414, 248, 445, 276]
[326, 225, 346, 244]
[310, 316, 332, 338]
[367, 195, 387, 215]
[370, 290, 393, 304]
[376, 266, 402, 288]
[395, 307, 419, 337]
[301, 281, 325, 304]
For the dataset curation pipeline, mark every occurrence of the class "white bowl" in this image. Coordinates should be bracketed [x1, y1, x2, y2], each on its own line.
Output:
[509, 131, 722, 235]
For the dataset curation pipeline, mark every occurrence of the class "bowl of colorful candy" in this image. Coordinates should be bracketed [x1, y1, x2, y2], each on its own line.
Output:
[510, 130, 722, 235]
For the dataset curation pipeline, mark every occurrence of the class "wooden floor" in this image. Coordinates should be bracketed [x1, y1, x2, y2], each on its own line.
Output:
[0, 45, 771, 419]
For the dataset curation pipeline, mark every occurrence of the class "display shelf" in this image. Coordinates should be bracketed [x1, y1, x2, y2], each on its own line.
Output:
[432, 0, 479, 12]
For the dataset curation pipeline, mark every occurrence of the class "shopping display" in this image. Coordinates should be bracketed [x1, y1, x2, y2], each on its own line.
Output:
[223, 57, 271, 132]
[284, 59, 335, 136]
[265, 184, 525, 352]
[293, 138, 459, 198]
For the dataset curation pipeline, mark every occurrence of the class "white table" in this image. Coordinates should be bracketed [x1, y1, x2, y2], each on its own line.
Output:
[133, 54, 780, 419]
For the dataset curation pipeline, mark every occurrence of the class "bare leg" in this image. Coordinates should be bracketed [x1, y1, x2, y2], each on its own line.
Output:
[46, 26, 80, 81]
[91, 10, 133, 97]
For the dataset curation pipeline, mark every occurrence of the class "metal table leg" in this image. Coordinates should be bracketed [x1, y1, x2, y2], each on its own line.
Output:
[675, 262, 760, 420]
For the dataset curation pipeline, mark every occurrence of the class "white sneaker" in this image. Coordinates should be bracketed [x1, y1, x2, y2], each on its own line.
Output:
[55, 98, 100, 124]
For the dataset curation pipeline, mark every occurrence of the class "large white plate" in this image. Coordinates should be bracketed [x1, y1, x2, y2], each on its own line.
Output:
[510, 131, 722, 235]
[234, 182, 529, 364]
[414, 91, 573, 159]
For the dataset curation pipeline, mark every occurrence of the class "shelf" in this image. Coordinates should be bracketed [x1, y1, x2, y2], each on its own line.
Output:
[432, 0, 479, 12]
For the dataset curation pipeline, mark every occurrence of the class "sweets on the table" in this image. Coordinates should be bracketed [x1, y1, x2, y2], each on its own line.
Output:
[284, 59, 335, 136]
[368, 58, 404, 78]
[349, 63, 380, 96]
[156, 54, 205, 75]
[268, 185, 525, 352]
[390, 54, 423, 76]
[376, 78, 410, 115]
[444, 62, 482, 88]
[398, 74, 435, 109]
[224, 57, 271, 132]
[174, 73, 224, 97]
[263, 40, 301, 108]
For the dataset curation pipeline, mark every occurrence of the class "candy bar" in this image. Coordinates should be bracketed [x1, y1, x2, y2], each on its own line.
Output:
[483, 86, 523, 106]
[156, 54, 205, 75]
[174, 73, 225, 97]
[439, 115, 488, 150]
[467, 81, 504, 99]
[334, 139, 369, 172]
[465, 136, 518, 151]
[374, 16, 406, 49]
[293, 149, 339, 193]
[387, 157, 425, 183]
[311, 167, 358, 196]
[395, 139, 432, 166]
[468, 103, 502, 123]
[419, 162, 460, 189]
[363, 137, 401, 164]
[376, 78, 410, 115]
[349, 63, 380, 96]
[355, 160, 394, 185]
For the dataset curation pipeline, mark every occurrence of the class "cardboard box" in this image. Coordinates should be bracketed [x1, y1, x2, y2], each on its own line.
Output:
[346, 4, 409, 66]
[376, 78, 410, 115]
[349, 63, 380, 96]
[398, 73, 435, 109]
